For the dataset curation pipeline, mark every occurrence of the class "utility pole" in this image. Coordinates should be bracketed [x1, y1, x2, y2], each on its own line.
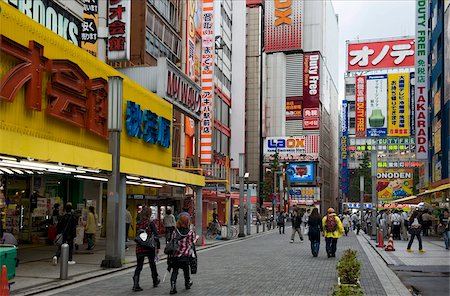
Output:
[371, 150, 378, 238]
[238, 153, 246, 237]
[360, 175, 364, 219]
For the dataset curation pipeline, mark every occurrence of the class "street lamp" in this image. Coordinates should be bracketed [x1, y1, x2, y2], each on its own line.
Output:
[238, 153, 246, 237]
[273, 170, 282, 229]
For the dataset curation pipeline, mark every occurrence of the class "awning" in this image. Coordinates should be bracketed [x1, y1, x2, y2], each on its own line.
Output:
[417, 183, 450, 197]
[394, 195, 423, 204]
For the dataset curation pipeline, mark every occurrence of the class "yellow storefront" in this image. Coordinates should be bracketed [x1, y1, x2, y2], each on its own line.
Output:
[0, 3, 204, 243]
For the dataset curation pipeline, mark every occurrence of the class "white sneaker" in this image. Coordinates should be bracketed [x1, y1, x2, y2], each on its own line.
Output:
[52, 256, 57, 266]
[289, 240, 294, 243]
[68, 260, 76, 265]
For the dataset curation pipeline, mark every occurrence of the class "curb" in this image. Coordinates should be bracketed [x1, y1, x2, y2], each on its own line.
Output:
[17, 229, 276, 296]
[360, 232, 398, 266]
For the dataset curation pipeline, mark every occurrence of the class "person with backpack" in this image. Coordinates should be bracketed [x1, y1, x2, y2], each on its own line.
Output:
[167, 212, 196, 294]
[132, 206, 160, 292]
[53, 202, 77, 265]
[322, 208, 344, 258]
[290, 208, 303, 243]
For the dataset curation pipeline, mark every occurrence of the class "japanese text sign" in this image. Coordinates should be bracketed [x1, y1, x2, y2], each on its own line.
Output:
[303, 52, 320, 107]
[377, 169, 413, 200]
[107, 0, 131, 61]
[341, 100, 349, 193]
[286, 97, 302, 120]
[355, 76, 366, 138]
[347, 38, 415, 71]
[82, 0, 99, 57]
[303, 107, 319, 130]
[387, 73, 410, 136]
[366, 74, 388, 137]
[200, 0, 214, 164]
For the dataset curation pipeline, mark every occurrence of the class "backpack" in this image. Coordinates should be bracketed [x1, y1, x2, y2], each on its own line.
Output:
[325, 214, 337, 232]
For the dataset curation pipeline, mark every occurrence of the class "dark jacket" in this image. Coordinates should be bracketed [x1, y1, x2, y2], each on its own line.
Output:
[292, 214, 302, 229]
[57, 212, 77, 241]
[308, 216, 322, 241]
[135, 218, 161, 254]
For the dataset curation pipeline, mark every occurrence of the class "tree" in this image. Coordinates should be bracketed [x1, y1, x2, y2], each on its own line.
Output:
[260, 151, 280, 204]
[348, 147, 372, 202]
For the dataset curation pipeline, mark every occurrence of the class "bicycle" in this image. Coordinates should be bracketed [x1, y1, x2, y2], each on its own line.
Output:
[205, 222, 221, 239]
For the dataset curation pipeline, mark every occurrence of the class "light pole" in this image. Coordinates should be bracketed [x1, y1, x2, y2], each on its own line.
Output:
[246, 176, 251, 235]
[238, 153, 246, 237]
[371, 150, 378, 238]
[273, 170, 282, 229]
[360, 175, 364, 219]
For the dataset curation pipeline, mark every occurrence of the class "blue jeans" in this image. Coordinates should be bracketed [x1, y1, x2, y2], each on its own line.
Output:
[444, 231, 450, 249]
[310, 240, 320, 256]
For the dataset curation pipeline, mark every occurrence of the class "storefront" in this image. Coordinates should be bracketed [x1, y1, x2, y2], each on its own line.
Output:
[0, 3, 204, 244]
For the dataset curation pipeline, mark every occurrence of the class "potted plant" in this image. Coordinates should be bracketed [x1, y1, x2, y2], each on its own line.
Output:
[333, 249, 363, 296]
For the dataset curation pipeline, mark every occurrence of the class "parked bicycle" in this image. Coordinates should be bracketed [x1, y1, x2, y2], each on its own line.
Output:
[205, 221, 221, 239]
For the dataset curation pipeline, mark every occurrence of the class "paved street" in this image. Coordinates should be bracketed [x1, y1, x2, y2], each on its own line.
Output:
[45, 229, 387, 296]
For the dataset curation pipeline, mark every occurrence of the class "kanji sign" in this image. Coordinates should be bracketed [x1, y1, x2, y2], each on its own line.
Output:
[341, 100, 349, 194]
[387, 73, 410, 136]
[347, 38, 415, 71]
[366, 74, 388, 137]
[355, 76, 366, 138]
[82, 0, 99, 57]
[107, 0, 130, 61]
[200, 0, 214, 164]
[303, 106, 320, 129]
[286, 97, 302, 120]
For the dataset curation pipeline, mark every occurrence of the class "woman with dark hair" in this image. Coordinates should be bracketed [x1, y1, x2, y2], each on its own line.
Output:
[407, 210, 425, 253]
[132, 207, 160, 292]
[307, 208, 322, 257]
[168, 213, 196, 294]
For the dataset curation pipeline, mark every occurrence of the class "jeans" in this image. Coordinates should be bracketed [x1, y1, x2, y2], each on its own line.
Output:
[86, 233, 95, 250]
[444, 231, 450, 249]
[325, 237, 338, 256]
[170, 258, 190, 286]
[134, 252, 159, 284]
[407, 232, 423, 250]
[310, 240, 320, 256]
[291, 227, 303, 241]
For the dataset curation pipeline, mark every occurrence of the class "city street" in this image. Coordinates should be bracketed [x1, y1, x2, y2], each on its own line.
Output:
[44, 229, 391, 296]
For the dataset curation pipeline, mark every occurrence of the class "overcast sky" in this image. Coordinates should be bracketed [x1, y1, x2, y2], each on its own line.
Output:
[331, 0, 416, 99]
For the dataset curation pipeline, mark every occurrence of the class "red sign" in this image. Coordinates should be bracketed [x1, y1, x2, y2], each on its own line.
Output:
[286, 97, 302, 120]
[303, 52, 320, 107]
[303, 118, 319, 130]
[347, 38, 415, 71]
[0, 35, 108, 139]
[355, 76, 366, 138]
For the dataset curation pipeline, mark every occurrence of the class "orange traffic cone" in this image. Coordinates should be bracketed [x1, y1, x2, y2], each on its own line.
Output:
[385, 234, 395, 251]
[0, 265, 10, 296]
[377, 228, 385, 248]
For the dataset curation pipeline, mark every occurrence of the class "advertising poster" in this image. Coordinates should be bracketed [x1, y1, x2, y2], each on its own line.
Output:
[355, 76, 366, 137]
[286, 97, 302, 120]
[341, 100, 349, 194]
[186, 0, 201, 81]
[264, 136, 319, 162]
[377, 169, 413, 200]
[388, 73, 410, 136]
[410, 72, 416, 135]
[366, 74, 388, 137]
[303, 52, 320, 107]
[286, 163, 315, 183]
[289, 187, 317, 199]
[82, 0, 99, 57]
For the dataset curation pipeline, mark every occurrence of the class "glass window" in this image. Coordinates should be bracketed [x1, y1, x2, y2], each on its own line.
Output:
[345, 84, 355, 96]
[221, 101, 229, 127]
[348, 101, 356, 112]
[349, 117, 356, 129]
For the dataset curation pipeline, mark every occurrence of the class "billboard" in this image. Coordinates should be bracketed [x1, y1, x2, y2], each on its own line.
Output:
[355, 76, 366, 137]
[264, 0, 303, 53]
[366, 74, 388, 137]
[82, 0, 99, 57]
[263, 136, 319, 162]
[107, 0, 131, 61]
[289, 187, 318, 199]
[200, 0, 214, 164]
[347, 37, 415, 71]
[388, 73, 410, 136]
[286, 163, 315, 183]
[377, 169, 414, 200]
[341, 100, 349, 194]
[303, 52, 320, 107]
[186, 0, 202, 81]
[415, 0, 428, 159]
[286, 97, 302, 120]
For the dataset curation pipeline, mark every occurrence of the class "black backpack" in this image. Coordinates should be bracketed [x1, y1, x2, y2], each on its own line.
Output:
[164, 230, 182, 255]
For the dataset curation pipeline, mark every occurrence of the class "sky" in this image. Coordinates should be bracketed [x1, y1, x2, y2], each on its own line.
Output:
[331, 0, 416, 99]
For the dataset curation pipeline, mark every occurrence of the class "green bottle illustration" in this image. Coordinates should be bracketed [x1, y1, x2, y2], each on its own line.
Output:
[369, 109, 385, 127]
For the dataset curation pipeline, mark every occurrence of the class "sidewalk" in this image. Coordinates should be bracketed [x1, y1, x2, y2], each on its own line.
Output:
[11, 225, 263, 296]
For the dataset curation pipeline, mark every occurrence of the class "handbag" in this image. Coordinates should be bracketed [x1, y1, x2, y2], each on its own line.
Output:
[135, 222, 156, 248]
[189, 245, 198, 274]
[437, 224, 446, 235]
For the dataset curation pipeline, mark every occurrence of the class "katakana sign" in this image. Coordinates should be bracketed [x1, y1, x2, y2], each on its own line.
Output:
[107, 0, 131, 61]
[347, 38, 415, 71]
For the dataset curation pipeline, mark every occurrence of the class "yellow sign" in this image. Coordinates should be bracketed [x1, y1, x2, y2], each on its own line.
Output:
[377, 169, 413, 200]
[387, 73, 410, 136]
[81, 0, 99, 57]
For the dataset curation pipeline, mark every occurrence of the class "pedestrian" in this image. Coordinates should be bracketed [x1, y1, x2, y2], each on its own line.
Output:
[391, 210, 402, 240]
[407, 210, 425, 253]
[401, 210, 410, 241]
[421, 209, 432, 236]
[290, 209, 303, 243]
[85, 206, 97, 250]
[307, 208, 322, 257]
[132, 206, 160, 292]
[0, 223, 17, 245]
[168, 213, 196, 294]
[53, 202, 77, 265]
[322, 208, 344, 258]
[341, 212, 350, 236]
[438, 208, 449, 250]
[164, 209, 176, 243]
[277, 211, 285, 234]
[233, 213, 239, 225]
[256, 211, 261, 225]
[364, 211, 372, 235]
[52, 203, 61, 225]
[301, 209, 310, 235]
[126, 205, 132, 242]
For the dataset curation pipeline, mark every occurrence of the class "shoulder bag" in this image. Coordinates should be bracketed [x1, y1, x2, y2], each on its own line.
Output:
[135, 222, 156, 248]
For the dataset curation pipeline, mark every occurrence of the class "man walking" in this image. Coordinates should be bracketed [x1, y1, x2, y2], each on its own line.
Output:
[290, 209, 303, 243]
[322, 208, 344, 258]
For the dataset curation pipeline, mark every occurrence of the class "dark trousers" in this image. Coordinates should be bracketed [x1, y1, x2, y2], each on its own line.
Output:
[165, 226, 175, 243]
[392, 224, 401, 240]
[56, 238, 74, 261]
[325, 237, 338, 256]
[126, 223, 131, 241]
[407, 233, 423, 250]
[310, 240, 320, 256]
[86, 233, 95, 249]
[278, 224, 285, 234]
[170, 258, 190, 285]
[134, 252, 158, 283]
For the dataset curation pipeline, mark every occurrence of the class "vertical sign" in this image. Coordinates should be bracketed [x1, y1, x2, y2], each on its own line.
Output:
[366, 74, 388, 137]
[410, 72, 416, 135]
[355, 76, 366, 138]
[200, 0, 214, 164]
[107, 0, 131, 61]
[388, 73, 410, 136]
[341, 100, 349, 194]
[286, 97, 303, 120]
[303, 52, 320, 107]
[415, 0, 428, 159]
[186, 0, 198, 80]
[82, 0, 99, 57]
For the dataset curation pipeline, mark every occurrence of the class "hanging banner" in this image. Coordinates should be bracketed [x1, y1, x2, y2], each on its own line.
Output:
[355, 76, 366, 138]
[82, 0, 99, 57]
[415, 0, 429, 160]
[200, 0, 214, 164]
[341, 100, 349, 194]
[388, 73, 410, 136]
[366, 74, 388, 137]
[107, 0, 131, 62]
[303, 51, 320, 107]
[409, 72, 416, 135]
[186, 0, 201, 81]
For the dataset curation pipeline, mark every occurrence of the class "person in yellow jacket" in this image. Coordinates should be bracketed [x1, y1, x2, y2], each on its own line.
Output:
[322, 208, 344, 258]
[85, 206, 97, 250]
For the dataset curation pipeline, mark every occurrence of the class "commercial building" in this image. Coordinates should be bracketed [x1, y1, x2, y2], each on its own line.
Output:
[0, 2, 204, 245]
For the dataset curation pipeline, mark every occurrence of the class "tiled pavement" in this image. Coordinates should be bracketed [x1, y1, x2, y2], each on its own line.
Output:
[46, 230, 388, 296]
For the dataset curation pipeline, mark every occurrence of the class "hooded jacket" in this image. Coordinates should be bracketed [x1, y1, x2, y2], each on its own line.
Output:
[322, 213, 344, 239]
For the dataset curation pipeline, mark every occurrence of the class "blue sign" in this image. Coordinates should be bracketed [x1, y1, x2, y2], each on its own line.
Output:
[341, 100, 349, 194]
[287, 163, 315, 183]
[125, 101, 171, 148]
